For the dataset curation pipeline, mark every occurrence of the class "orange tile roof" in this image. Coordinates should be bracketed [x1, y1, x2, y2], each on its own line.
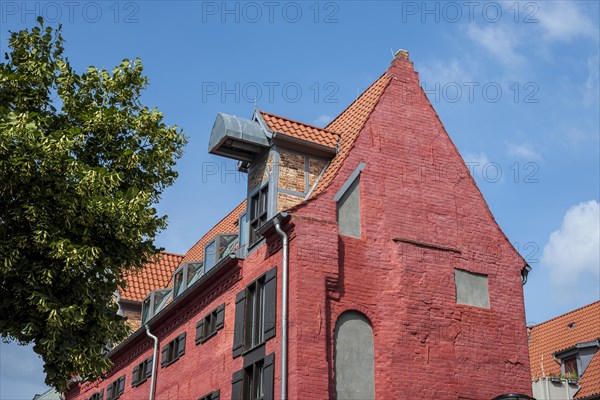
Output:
[259, 111, 339, 149]
[528, 301, 600, 398]
[181, 199, 247, 263]
[310, 72, 393, 198]
[119, 252, 183, 302]
[576, 348, 600, 399]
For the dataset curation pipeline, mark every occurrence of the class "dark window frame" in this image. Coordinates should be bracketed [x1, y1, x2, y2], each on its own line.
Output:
[198, 389, 220, 400]
[87, 390, 104, 400]
[249, 185, 269, 246]
[563, 355, 578, 377]
[231, 353, 274, 400]
[195, 303, 225, 344]
[131, 355, 153, 387]
[232, 267, 276, 358]
[161, 333, 186, 368]
[105, 375, 125, 400]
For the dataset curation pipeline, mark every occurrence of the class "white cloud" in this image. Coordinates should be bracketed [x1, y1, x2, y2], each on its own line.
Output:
[507, 143, 542, 160]
[419, 59, 474, 86]
[466, 24, 524, 68]
[313, 114, 333, 127]
[537, 1, 598, 42]
[542, 200, 600, 293]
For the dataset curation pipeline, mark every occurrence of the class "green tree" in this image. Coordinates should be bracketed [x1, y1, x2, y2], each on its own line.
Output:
[0, 18, 186, 391]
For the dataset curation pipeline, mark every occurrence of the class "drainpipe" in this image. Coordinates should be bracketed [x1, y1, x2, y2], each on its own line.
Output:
[274, 220, 288, 400]
[145, 324, 159, 400]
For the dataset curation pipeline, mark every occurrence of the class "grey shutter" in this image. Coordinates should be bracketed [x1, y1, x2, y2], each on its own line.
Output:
[232, 289, 246, 358]
[210, 390, 220, 400]
[216, 303, 225, 330]
[195, 319, 205, 344]
[231, 369, 243, 400]
[177, 333, 186, 358]
[145, 356, 153, 379]
[263, 267, 277, 340]
[105, 384, 112, 400]
[263, 353, 275, 400]
[160, 345, 168, 367]
[117, 375, 125, 395]
[131, 365, 139, 387]
[99, 389, 104, 400]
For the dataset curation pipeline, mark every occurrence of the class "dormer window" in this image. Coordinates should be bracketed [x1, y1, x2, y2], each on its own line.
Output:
[173, 261, 203, 299]
[563, 356, 578, 377]
[142, 289, 172, 324]
[250, 185, 269, 245]
[204, 234, 239, 272]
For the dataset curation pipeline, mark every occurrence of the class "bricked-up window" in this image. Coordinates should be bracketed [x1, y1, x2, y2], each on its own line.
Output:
[161, 333, 186, 367]
[131, 355, 153, 387]
[198, 389, 220, 400]
[334, 164, 365, 239]
[231, 353, 274, 400]
[454, 269, 490, 308]
[87, 390, 104, 400]
[250, 185, 268, 245]
[106, 375, 125, 400]
[232, 267, 277, 358]
[196, 303, 225, 344]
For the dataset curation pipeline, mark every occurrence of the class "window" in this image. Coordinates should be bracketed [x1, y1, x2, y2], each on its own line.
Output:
[198, 390, 220, 400]
[173, 262, 204, 299]
[204, 234, 239, 272]
[231, 353, 274, 400]
[106, 375, 125, 400]
[454, 269, 490, 308]
[334, 163, 365, 238]
[88, 390, 104, 400]
[196, 303, 225, 344]
[161, 333, 186, 367]
[232, 267, 277, 358]
[563, 356, 578, 377]
[250, 185, 269, 245]
[142, 289, 172, 324]
[131, 355, 153, 387]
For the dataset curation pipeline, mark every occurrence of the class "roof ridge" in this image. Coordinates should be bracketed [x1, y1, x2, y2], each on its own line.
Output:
[259, 110, 338, 134]
[531, 300, 600, 329]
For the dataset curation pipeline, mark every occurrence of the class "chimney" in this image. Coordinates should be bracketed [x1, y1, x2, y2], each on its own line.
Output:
[394, 49, 409, 61]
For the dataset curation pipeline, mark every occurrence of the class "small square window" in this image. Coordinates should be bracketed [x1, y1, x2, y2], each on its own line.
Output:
[161, 333, 186, 367]
[131, 355, 153, 387]
[105, 375, 125, 400]
[88, 390, 103, 400]
[454, 269, 489, 308]
[563, 356, 578, 377]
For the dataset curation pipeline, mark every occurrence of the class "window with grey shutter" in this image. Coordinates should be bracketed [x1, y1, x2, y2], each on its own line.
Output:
[177, 332, 186, 358]
[232, 289, 246, 358]
[160, 345, 169, 368]
[231, 370, 243, 400]
[263, 268, 277, 341]
[105, 384, 112, 400]
[195, 318, 205, 344]
[263, 353, 275, 400]
[145, 356, 153, 379]
[216, 303, 225, 330]
[116, 375, 125, 396]
[131, 365, 139, 387]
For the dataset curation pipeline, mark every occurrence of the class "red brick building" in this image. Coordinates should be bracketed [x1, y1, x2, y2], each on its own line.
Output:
[65, 51, 533, 400]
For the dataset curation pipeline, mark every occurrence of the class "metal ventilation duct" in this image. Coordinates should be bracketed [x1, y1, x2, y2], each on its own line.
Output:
[208, 113, 269, 162]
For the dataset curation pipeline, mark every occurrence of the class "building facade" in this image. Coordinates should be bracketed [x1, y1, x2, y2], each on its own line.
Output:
[65, 51, 533, 400]
[529, 301, 600, 400]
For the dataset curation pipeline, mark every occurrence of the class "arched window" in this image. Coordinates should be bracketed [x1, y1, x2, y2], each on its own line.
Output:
[334, 311, 375, 399]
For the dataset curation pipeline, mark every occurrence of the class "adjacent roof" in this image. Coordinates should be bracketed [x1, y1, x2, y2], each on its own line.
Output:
[119, 252, 183, 302]
[181, 200, 247, 263]
[310, 72, 393, 197]
[528, 301, 600, 399]
[260, 110, 339, 149]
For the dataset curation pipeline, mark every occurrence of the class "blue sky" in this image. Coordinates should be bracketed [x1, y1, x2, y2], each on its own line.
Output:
[0, 1, 598, 398]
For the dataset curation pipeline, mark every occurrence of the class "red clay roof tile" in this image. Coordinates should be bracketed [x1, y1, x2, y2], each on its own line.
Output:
[119, 252, 183, 302]
[528, 301, 600, 398]
[259, 111, 339, 149]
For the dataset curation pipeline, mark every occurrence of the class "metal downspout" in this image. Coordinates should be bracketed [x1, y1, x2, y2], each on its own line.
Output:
[145, 325, 159, 400]
[274, 221, 288, 400]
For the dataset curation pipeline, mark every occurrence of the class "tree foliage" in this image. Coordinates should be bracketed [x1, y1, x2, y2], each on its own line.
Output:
[0, 18, 186, 391]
